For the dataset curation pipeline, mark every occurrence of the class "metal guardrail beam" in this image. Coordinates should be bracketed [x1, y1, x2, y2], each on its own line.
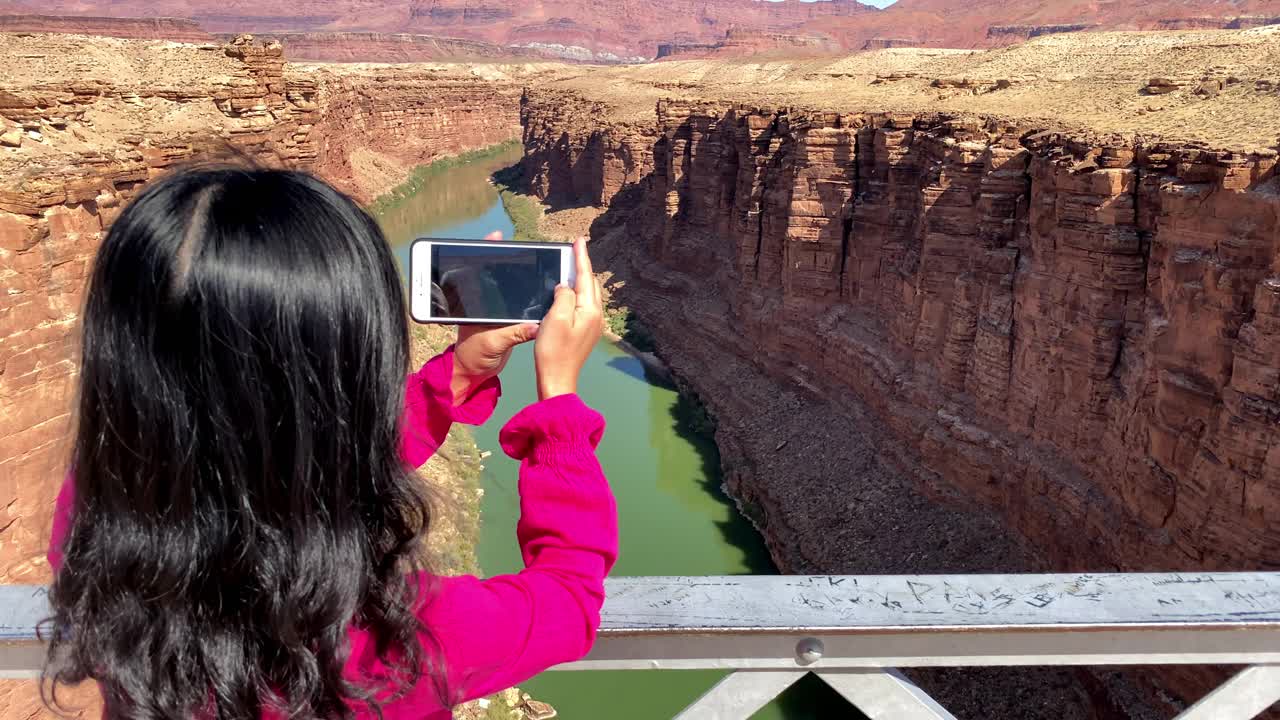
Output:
[1177, 665, 1280, 720]
[0, 584, 50, 680]
[566, 574, 1280, 719]
[1, 574, 1278, 718]
[563, 573, 1280, 670]
[596, 573, 1280, 633]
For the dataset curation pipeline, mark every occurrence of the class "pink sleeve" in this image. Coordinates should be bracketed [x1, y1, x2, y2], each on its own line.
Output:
[422, 394, 617, 703]
[47, 472, 75, 572]
[400, 345, 501, 468]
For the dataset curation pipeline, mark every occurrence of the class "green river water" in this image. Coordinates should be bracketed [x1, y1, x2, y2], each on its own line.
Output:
[378, 147, 851, 719]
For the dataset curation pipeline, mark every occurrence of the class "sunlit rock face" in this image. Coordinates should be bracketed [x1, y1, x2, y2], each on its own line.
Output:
[0, 33, 524, 588]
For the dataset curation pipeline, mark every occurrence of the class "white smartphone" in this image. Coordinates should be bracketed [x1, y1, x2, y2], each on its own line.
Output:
[410, 238, 576, 325]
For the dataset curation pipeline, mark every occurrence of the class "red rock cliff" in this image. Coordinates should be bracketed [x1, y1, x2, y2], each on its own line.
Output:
[524, 93, 1280, 574]
[0, 32, 523, 588]
[2, 0, 877, 60]
[0, 32, 524, 715]
[0, 13, 215, 42]
[257, 31, 544, 63]
[520, 90, 1280, 712]
[1, 35, 315, 585]
[309, 66, 522, 202]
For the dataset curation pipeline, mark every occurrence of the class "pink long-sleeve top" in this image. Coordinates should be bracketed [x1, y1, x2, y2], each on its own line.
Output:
[47, 346, 619, 719]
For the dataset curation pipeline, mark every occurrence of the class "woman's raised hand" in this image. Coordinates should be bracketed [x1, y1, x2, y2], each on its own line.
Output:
[534, 237, 602, 401]
[451, 231, 539, 403]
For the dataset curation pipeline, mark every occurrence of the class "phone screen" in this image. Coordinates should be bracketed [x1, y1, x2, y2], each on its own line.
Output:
[428, 243, 564, 322]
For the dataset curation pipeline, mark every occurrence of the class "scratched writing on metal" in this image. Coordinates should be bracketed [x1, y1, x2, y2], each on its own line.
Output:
[775, 576, 1132, 617]
[601, 574, 1280, 630]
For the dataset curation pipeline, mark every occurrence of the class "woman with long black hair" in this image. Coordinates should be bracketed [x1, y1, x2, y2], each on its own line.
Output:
[43, 165, 616, 720]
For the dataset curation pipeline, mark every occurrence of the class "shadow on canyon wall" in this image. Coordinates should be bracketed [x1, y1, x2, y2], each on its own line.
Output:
[519, 106, 1207, 720]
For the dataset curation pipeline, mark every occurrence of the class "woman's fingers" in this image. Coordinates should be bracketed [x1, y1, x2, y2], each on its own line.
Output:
[533, 275, 595, 401]
[484, 230, 504, 241]
[573, 237, 597, 310]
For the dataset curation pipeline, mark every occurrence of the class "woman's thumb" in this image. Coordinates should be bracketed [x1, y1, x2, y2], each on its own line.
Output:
[503, 322, 539, 346]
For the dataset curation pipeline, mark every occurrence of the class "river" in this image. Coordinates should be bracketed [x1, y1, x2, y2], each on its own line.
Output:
[377, 147, 850, 719]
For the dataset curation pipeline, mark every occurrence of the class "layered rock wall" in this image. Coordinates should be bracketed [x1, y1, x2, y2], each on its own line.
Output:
[0, 35, 523, 716]
[521, 91, 1280, 575]
[985, 23, 1095, 43]
[310, 69, 521, 202]
[521, 90, 1280, 712]
[520, 92, 656, 208]
[1157, 16, 1280, 30]
[0, 35, 521, 588]
[655, 28, 840, 59]
[0, 37, 319, 584]
[0, 14, 215, 42]
[253, 32, 543, 63]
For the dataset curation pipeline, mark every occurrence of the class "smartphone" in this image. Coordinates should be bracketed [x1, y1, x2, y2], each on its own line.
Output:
[410, 238, 576, 325]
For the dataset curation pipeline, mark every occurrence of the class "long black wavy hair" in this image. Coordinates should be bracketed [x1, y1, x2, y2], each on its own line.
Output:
[44, 165, 440, 719]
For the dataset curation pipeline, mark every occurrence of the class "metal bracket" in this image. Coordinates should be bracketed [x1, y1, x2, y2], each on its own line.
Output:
[1173, 665, 1280, 720]
[674, 670, 808, 719]
[819, 668, 959, 720]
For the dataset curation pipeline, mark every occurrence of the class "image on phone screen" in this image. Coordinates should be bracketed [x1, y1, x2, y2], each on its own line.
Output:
[430, 243, 564, 322]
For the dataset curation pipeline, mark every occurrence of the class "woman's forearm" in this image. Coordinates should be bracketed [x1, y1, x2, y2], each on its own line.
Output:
[400, 346, 501, 468]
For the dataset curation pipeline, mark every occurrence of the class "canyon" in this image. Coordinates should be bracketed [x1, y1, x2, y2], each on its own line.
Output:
[2, 20, 1280, 719]
[528, 88, 1280, 571]
[515, 26, 1280, 714]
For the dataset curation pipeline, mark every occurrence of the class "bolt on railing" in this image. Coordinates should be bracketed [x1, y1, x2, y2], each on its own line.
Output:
[1, 573, 1278, 719]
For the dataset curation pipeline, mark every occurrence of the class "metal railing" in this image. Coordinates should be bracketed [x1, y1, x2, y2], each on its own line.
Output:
[2, 573, 1278, 719]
